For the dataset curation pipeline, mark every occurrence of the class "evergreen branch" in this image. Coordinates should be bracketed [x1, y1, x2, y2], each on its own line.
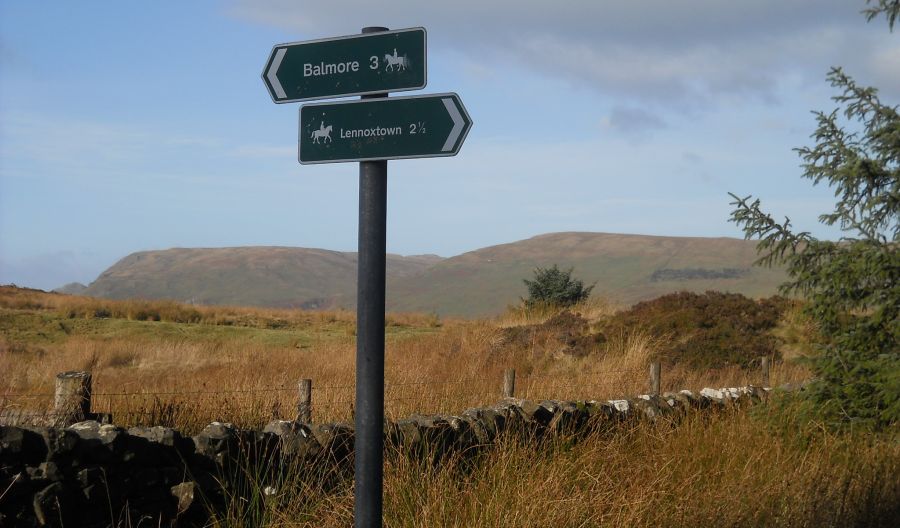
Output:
[863, 0, 900, 30]
[727, 193, 811, 267]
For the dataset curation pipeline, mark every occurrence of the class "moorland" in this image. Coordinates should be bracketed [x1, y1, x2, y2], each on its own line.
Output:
[2, 285, 898, 526]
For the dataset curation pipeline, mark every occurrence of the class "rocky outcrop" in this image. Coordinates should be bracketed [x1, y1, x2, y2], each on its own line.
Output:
[0, 386, 768, 527]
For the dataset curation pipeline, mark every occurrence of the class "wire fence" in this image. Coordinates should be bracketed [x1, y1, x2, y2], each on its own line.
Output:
[0, 361, 778, 434]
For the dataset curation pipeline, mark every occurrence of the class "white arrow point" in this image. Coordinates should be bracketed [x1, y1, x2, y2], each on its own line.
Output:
[442, 97, 464, 152]
[267, 48, 287, 100]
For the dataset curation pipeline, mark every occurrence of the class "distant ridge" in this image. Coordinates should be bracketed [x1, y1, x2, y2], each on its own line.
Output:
[53, 282, 88, 295]
[83, 247, 442, 310]
[386, 232, 787, 316]
[78, 233, 786, 316]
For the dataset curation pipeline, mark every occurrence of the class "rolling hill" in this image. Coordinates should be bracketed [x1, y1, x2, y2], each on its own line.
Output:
[83, 247, 442, 310]
[53, 282, 88, 295]
[387, 232, 787, 316]
[78, 233, 788, 316]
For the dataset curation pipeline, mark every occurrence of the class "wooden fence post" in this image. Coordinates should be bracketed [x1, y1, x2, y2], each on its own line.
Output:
[298, 378, 312, 423]
[761, 357, 770, 388]
[54, 371, 92, 425]
[503, 368, 516, 398]
[649, 362, 661, 397]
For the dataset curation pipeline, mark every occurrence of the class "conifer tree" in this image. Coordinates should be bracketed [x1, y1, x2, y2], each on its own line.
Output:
[522, 265, 594, 309]
[729, 1, 899, 429]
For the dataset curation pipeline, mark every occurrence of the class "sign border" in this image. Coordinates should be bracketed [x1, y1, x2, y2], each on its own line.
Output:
[297, 92, 472, 165]
[262, 27, 428, 104]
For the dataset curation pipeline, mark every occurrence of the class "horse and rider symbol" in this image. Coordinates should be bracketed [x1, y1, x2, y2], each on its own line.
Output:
[311, 122, 332, 144]
[384, 49, 408, 72]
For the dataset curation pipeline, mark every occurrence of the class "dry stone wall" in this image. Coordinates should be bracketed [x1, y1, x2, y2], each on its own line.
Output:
[0, 386, 768, 527]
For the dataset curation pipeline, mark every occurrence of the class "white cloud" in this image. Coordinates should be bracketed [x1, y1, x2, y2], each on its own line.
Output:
[227, 0, 897, 105]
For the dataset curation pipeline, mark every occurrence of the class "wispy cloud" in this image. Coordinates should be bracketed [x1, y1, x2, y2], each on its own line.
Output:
[0, 112, 292, 183]
[600, 106, 667, 138]
[227, 0, 897, 105]
[0, 113, 150, 177]
[229, 144, 296, 158]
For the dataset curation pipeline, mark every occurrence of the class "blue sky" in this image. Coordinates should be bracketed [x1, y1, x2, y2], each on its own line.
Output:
[1, 1, 898, 289]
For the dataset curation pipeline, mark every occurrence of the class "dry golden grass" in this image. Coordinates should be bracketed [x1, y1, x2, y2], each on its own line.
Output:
[1, 287, 809, 435]
[496, 297, 620, 328]
[209, 406, 900, 528]
[0, 285, 446, 329]
[377, 413, 898, 527]
[771, 301, 823, 361]
[4, 287, 896, 527]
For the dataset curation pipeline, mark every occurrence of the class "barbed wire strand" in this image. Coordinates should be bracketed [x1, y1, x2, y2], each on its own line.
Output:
[6, 370, 748, 408]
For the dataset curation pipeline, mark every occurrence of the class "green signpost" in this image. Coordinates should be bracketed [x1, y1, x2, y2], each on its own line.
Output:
[262, 27, 426, 103]
[264, 25, 471, 527]
[298, 93, 472, 164]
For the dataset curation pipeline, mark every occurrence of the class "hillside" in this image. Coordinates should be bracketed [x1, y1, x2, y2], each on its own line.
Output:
[78, 233, 787, 316]
[83, 247, 442, 309]
[53, 282, 88, 295]
[386, 232, 788, 316]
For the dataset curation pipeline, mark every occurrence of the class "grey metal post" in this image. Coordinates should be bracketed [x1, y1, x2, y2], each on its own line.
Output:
[355, 25, 389, 528]
[761, 356, 770, 388]
[298, 379, 312, 423]
[649, 362, 661, 397]
[503, 368, 516, 398]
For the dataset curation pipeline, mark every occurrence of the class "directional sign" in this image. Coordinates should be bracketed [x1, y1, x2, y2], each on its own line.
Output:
[298, 93, 472, 164]
[263, 28, 426, 103]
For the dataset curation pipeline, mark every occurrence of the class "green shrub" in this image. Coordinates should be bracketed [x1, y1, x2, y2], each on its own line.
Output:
[522, 265, 594, 309]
